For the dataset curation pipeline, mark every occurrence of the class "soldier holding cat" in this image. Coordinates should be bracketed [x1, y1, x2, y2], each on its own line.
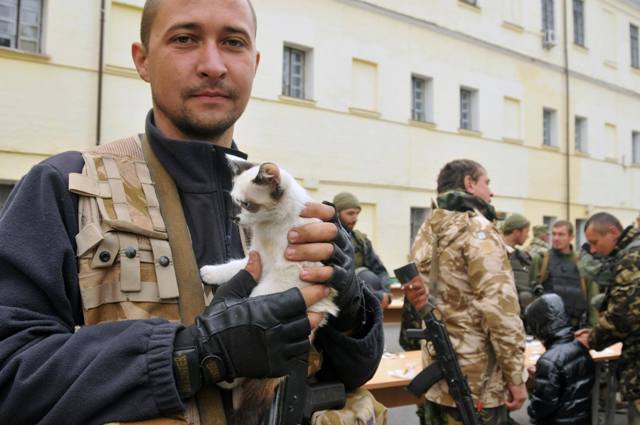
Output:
[0, 1, 383, 424]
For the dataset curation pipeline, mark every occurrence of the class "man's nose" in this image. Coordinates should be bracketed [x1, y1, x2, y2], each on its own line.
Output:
[197, 43, 227, 79]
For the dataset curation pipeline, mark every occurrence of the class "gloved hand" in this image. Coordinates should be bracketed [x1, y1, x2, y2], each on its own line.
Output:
[320, 201, 363, 331]
[172, 287, 311, 399]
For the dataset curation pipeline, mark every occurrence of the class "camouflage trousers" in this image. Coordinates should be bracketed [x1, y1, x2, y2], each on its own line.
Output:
[421, 401, 514, 425]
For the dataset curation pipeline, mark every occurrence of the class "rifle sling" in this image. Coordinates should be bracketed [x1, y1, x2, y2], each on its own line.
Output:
[142, 136, 226, 425]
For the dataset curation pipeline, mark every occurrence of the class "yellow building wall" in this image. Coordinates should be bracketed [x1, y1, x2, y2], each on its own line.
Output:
[0, 0, 638, 270]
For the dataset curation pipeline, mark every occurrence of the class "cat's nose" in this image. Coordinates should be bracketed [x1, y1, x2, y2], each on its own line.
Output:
[232, 216, 240, 224]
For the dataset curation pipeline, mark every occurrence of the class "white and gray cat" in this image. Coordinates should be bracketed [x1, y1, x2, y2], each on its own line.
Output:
[199, 159, 338, 424]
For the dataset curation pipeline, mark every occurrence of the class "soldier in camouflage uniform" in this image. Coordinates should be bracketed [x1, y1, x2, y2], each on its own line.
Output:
[525, 225, 549, 259]
[501, 214, 535, 320]
[406, 159, 527, 425]
[333, 192, 393, 308]
[576, 213, 640, 425]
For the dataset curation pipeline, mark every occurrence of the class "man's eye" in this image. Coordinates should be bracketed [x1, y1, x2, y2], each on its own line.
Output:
[224, 38, 245, 48]
[174, 35, 194, 44]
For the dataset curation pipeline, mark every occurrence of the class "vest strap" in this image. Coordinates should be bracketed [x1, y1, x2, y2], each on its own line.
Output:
[141, 135, 226, 425]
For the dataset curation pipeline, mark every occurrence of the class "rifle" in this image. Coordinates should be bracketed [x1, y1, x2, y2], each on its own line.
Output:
[394, 263, 481, 425]
[266, 359, 346, 425]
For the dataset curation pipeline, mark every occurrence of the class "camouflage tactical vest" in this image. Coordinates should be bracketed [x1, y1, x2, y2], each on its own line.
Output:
[69, 135, 208, 425]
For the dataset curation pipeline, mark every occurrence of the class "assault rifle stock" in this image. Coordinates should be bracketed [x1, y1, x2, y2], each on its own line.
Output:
[394, 263, 481, 425]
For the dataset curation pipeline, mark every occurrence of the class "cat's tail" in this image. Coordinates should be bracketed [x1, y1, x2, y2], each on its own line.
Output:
[232, 377, 282, 425]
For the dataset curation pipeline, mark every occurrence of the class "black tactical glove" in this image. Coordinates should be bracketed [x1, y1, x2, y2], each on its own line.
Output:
[322, 201, 364, 332]
[172, 287, 311, 399]
[211, 269, 257, 301]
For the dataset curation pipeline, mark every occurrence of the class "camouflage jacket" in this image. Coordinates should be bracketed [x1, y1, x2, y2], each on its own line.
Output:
[589, 226, 640, 401]
[525, 238, 548, 259]
[411, 208, 526, 408]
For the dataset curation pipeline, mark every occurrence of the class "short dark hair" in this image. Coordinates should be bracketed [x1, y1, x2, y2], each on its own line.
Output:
[436, 159, 485, 194]
[552, 219, 574, 236]
[140, 0, 257, 49]
[585, 212, 623, 234]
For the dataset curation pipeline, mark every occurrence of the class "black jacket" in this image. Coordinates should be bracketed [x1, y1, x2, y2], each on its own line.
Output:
[525, 294, 595, 425]
[0, 112, 383, 425]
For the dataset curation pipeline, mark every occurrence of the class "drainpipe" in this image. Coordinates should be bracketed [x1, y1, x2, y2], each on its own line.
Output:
[96, 0, 106, 145]
[562, 0, 571, 220]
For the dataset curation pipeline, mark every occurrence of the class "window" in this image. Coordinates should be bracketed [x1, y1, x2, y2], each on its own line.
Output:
[541, 0, 554, 32]
[573, 0, 585, 46]
[575, 219, 586, 248]
[575, 116, 588, 153]
[411, 75, 433, 122]
[351, 59, 378, 112]
[543, 108, 557, 146]
[410, 207, 431, 249]
[543, 215, 556, 229]
[631, 24, 639, 69]
[633, 131, 640, 164]
[0, 0, 43, 53]
[0, 184, 14, 212]
[460, 87, 478, 131]
[503, 97, 521, 140]
[282, 46, 307, 99]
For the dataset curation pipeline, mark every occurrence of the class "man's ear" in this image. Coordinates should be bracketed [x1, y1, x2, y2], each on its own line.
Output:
[131, 42, 150, 82]
[463, 175, 474, 192]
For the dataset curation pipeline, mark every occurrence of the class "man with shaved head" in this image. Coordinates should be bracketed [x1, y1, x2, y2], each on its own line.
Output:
[575, 212, 640, 424]
[0, 1, 383, 424]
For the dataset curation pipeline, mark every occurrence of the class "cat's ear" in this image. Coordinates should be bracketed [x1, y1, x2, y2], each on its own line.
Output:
[254, 162, 284, 199]
[254, 162, 280, 185]
[226, 155, 255, 176]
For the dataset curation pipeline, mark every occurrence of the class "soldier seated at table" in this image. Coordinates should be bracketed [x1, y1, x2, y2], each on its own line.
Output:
[525, 294, 595, 425]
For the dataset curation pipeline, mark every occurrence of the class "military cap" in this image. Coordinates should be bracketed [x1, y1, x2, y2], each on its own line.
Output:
[532, 224, 549, 237]
[333, 192, 361, 212]
[502, 213, 530, 233]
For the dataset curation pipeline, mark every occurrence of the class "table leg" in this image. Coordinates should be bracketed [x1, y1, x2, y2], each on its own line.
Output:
[604, 361, 617, 425]
[592, 362, 601, 425]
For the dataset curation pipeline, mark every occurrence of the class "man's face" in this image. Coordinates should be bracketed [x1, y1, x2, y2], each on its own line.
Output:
[466, 171, 494, 204]
[551, 225, 573, 252]
[585, 225, 619, 256]
[339, 208, 360, 232]
[132, 0, 260, 143]
[514, 226, 530, 246]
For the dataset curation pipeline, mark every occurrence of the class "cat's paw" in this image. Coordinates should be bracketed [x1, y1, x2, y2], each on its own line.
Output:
[200, 265, 225, 285]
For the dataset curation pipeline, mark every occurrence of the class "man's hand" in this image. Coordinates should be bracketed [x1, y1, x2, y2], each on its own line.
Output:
[505, 383, 527, 411]
[402, 275, 428, 311]
[380, 293, 392, 309]
[287, 202, 362, 331]
[575, 328, 591, 349]
[173, 285, 329, 399]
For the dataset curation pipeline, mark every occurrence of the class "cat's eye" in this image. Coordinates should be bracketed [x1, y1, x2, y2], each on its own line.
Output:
[239, 200, 259, 213]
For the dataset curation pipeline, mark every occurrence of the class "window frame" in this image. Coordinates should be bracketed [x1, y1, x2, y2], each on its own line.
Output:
[0, 0, 43, 53]
[541, 0, 555, 32]
[631, 23, 639, 69]
[543, 108, 557, 147]
[282, 45, 307, 100]
[572, 0, 585, 46]
[410, 207, 431, 249]
[0, 183, 15, 211]
[460, 87, 478, 131]
[411, 74, 433, 123]
[574, 115, 588, 153]
[632, 131, 640, 164]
